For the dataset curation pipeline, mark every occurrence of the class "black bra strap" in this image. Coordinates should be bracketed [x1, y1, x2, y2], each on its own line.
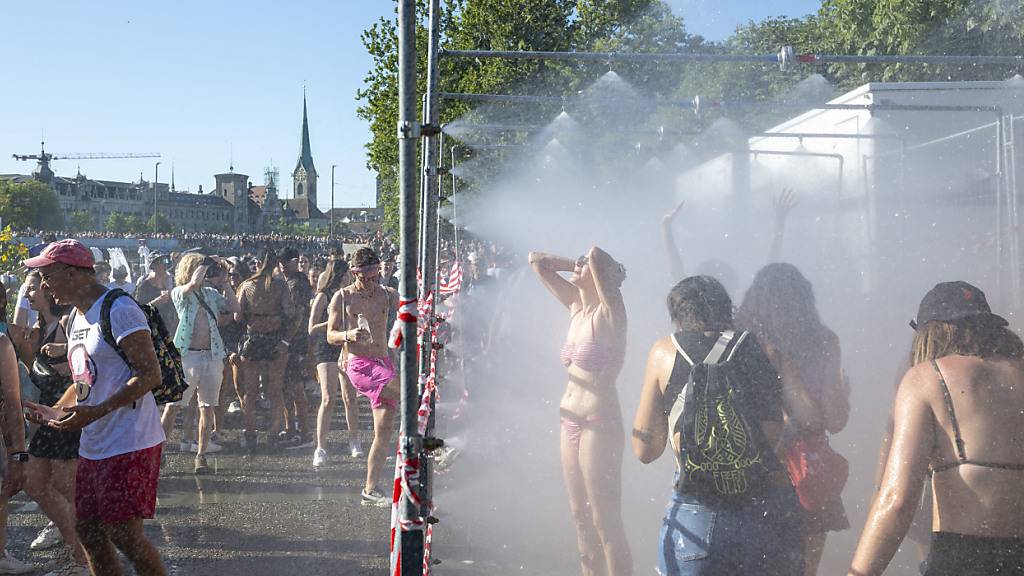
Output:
[933, 360, 967, 463]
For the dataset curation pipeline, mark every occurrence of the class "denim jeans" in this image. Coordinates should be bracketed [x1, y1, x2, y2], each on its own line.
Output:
[657, 485, 805, 576]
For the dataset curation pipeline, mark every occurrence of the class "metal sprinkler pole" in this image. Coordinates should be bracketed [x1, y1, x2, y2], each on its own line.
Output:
[395, 0, 423, 572]
[416, 1, 444, 572]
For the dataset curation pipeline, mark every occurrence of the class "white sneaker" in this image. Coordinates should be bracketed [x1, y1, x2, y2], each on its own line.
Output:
[313, 448, 327, 468]
[227, 400, 241, 414]
[30, 521, 62, 550]
[350, 440, 364, 458]
[0, 550, 34, 574]
[204, 441, 224, 454]
[42, 561, 89, 576]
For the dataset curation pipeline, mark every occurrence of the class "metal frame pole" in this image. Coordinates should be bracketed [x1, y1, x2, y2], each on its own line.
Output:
[395, 0, 423, 572]
[330, 164, 336, 239]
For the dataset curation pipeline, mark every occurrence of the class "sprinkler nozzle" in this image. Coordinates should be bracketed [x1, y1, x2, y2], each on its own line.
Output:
[423, 437, 445, 451]
[420, 123, 443, 137]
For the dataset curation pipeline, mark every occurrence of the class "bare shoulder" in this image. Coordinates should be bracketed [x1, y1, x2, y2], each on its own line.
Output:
[897, 361, 940, 403]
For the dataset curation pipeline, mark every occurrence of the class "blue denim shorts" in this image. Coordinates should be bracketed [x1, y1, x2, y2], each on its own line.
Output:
[657, 486, 805, 576]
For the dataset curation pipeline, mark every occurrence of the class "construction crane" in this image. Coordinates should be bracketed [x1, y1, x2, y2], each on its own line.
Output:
[12, 141, 160, 181]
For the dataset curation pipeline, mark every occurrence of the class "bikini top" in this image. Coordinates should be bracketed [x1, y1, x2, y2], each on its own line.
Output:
[559, 309, 621, 373]
[931, 359, 1024, 473]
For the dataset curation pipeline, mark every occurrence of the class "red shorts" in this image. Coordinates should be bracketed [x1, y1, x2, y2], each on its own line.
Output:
[77, 444, 163, 524]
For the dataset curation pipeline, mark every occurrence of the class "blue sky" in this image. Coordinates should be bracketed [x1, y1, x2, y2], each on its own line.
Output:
[0, 1, 820, 212]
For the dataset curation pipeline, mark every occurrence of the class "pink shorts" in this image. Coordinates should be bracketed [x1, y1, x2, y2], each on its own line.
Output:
[77, 444, 162, 524]
[345, 355, 397, 410]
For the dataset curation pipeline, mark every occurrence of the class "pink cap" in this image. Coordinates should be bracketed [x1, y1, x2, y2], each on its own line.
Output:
[23, 239, 95, 269]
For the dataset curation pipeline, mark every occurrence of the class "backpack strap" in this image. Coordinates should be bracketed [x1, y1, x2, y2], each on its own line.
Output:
[669, 333, 695, 367]
[724, 331, 749, 362]
[703, 330, 736, 365]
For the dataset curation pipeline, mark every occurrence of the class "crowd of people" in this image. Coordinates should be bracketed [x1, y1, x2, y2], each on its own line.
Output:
[518, 195, 1024, 576]
[0, 233, 413, 575]
[0, 202, 1021, 576]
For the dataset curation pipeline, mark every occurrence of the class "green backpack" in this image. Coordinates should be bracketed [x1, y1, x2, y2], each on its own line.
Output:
[666, 330, 773, 504]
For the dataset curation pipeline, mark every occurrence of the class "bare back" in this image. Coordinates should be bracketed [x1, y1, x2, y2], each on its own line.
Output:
[928, 355, 1024, 537]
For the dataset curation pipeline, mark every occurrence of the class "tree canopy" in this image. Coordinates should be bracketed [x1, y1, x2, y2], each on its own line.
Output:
[0, 180, 62, 231]
[358, 0, 1024, 231]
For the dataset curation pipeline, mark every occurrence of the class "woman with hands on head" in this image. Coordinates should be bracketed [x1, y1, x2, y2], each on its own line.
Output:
[527, 245, 631, 576]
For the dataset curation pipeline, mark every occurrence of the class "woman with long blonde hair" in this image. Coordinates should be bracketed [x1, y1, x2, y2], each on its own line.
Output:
[850, 281, 1024, 575]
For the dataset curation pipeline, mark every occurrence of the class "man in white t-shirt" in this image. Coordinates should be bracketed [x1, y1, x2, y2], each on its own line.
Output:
[23, 239, 167, 576]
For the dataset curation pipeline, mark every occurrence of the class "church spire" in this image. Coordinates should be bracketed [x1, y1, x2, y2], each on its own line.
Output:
[295, 91, 315, 176]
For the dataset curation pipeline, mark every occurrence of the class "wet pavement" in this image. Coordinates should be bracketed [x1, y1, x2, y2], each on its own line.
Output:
[7, 425, 394, 575]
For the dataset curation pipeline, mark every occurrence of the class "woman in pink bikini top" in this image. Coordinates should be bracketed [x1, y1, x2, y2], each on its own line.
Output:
[528, 245, 631, 576]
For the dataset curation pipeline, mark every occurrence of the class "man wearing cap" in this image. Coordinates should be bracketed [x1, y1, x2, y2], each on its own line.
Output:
[23, 239, 167, 576]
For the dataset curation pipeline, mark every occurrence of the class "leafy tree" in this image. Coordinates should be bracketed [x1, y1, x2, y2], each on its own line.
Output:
[816, 0, 1024, 87]
[357, 0, 694, 231]
[68, 210, 94, 232]
[0, 180, 62, 231]
[105, 213, 130, 234]
[146, 213, 174, 234]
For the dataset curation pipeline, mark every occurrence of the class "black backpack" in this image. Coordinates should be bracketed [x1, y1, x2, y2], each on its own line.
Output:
[72, 289, 188, 405]
[665, 330, 773, 504]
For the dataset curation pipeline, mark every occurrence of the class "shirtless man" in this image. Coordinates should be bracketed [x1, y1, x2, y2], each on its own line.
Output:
[327, 248, 397, 506]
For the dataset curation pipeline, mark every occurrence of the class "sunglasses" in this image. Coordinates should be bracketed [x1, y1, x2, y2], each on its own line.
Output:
[575, 256, 588, 268]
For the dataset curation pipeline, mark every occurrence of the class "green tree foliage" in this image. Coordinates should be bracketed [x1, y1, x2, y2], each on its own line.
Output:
[358, 0, 695, 230]
[68, 210, 94, 232]
[816, 0, 1024, 87]
[147, 213, 174, 234]
[0, 180, 62, 231]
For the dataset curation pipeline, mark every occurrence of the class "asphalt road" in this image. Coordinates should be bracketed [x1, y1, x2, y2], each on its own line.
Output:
[6, 393, 399, 576]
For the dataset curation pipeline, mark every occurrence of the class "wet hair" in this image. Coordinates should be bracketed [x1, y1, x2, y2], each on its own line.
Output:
[244, 250, 279, 292]
[317, 258, 350, 295]
[667, 275, 734, 332]
[736, 263, 826, 366]
[0, 282, 8, 325]
[112, 266, 128, 280]
[911, 318, 1024, 366]
[175, 253, 205, 287]
[352, 248, 381, 270]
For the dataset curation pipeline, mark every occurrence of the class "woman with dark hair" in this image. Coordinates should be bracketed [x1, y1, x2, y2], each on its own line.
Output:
[849, 282, 1024, 576]
[528, 246, 631, 576]
[735, 263, 849, 576]
[235, 250, 294, 452]
[633, 275, 803, 575]
[310, 258, 361, 467]
[20, 271, 90, 571]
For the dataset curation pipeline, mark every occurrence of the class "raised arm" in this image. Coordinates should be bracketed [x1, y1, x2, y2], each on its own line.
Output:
[528, 251, 579, 310]
[767, 188, 796, 263]
[848, 366, 933, 576]
[633, 338, 672, 463]
[661, 200, 685, 281]
[587, 246, 625, 322]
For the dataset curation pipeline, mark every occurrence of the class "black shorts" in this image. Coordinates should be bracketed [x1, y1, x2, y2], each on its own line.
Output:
[29, 426, 81, 461]
[925, 532, 1024, 575]
[239, 331, 284, 361]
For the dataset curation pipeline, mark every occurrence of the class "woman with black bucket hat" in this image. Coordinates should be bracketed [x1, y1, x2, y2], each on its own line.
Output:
[849, 281, 1024, 576]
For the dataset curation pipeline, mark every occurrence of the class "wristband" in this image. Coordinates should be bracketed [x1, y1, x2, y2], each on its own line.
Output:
[8, 452, 28, 463]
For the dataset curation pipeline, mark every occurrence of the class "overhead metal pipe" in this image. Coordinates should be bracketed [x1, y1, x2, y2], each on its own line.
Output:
[750, 149, 845, 192]
[439, 92, 709, 111]
[442, 47, 1024, 70]
[394, 0, 423, 573]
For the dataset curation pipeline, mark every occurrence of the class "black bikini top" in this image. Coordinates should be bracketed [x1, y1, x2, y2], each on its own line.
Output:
[931, 359, 1024, 473]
